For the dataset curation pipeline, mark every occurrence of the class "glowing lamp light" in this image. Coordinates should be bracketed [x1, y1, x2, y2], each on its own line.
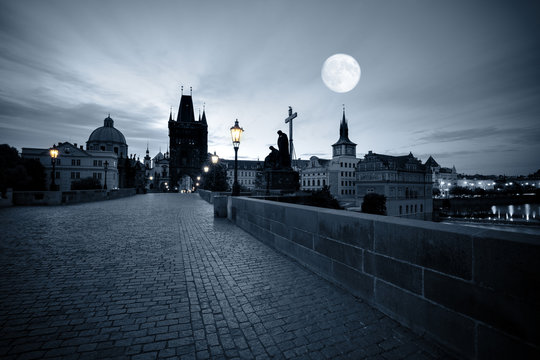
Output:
[204, 166, 209, 173]
[230, 119, 243, 149]
[49, 146, 59, 159]
[211, 151, 219, 164]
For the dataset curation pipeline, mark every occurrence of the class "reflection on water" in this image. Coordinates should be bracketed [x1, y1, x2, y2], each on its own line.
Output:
[482, 204, 539, 222]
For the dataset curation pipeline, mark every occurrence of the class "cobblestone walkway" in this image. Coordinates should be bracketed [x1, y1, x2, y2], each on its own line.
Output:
[0, 194, 455, 359]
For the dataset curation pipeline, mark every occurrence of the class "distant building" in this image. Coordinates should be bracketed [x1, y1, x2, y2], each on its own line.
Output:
[144, 148, 171, 191]
[301, 156, 331, 192]
[457, 177, 496, 191]
[425, 156, 457, 197]
[168, 90, 208, 190]
[222, 160, 261, 191]
[355, 151, 432, 219]
[22, 142, 118, 191]
[86, 115, 128, 158]
[298, 109, 358, 201]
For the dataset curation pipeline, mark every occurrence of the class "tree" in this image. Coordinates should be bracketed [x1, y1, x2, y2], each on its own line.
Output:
[0, 144, 46, 193]
[203, 163, 229, 191]
[361, 193, 387, 215]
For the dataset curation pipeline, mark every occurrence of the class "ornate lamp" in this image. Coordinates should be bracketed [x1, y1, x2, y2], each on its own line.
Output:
[49, 145, 59, 191]
[230, 119, 244, 196]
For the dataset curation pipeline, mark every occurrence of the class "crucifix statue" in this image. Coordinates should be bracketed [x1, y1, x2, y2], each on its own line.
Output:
[284, 106, 297, 165]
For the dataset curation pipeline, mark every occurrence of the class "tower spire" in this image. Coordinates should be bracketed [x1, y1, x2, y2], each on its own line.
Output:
[181, 85, 183, 96]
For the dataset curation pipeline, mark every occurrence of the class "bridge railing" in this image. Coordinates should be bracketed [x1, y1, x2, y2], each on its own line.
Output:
[227, 196, 539, 360]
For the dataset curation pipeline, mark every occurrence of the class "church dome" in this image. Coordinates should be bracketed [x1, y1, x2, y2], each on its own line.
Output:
[88, 116, 126, 144]
[87, 115, 128, 157]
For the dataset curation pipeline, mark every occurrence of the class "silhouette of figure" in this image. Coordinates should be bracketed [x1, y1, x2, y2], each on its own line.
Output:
[264, 146, 280, 169]
[277, 130, 290, 168]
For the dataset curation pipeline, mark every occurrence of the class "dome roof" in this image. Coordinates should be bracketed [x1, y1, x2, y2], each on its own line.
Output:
[88, 116, 127, 145]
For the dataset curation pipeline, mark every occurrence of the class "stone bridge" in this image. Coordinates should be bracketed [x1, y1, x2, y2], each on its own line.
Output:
[0, 193, 457, 359]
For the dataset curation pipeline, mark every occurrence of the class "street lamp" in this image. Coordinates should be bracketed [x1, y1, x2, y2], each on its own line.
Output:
[230, 119, 244, 196]
[49, 144, 58, 191]
[211, 151, 219, 165]
[104, 160, 109, 190]
[211, 151, 219, 191]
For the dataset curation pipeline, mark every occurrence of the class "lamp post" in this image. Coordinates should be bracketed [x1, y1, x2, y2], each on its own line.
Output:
[230, 119, 244, 196]
[211, 151, 219, 191]
[49, 145, 58, 191]
[104, 160, 109, 190]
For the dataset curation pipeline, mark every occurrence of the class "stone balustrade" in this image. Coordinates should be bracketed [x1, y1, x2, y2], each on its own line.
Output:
[227, 196, 539, 359]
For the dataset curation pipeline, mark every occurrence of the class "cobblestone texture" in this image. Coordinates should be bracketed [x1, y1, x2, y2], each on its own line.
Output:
[0, 194, 457, 359]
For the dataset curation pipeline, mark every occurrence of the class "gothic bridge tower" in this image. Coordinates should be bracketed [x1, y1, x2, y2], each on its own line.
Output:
[168, 88, 208, 190]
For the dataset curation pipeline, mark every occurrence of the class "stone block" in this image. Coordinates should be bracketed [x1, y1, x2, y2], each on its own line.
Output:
[375, 280, 475, 358]
[213, 196, 228, 218]
[273, 234, 299, 259]
[424, 269, 539, 345]
[477, 324, 540, 360]
[296, 246, 333, 277]
[364, 252, 422, 295]
[332, 261, 374, 300]
[263, 202, 285, 223]
[283, 205, 318, 233]
[317, 210, 374, 250]
[270, 219, 289, 239]
[314, 236, 363, 271]
[473, 230, 540, 304]
[290, 228, 313, 249]
[374, 220, 473, 279]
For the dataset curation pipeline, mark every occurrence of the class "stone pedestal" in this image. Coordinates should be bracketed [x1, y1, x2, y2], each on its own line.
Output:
[257, 169, 299, 195]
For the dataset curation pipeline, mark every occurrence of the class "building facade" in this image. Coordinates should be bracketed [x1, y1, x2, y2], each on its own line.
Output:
[86, 115, 128, 158]
[168, 91, 208, 190]
[355, 151, 432, 219]
[222, 159, 261, 191]
[425, 156, 458, 197]
[301, 156, 330, 192]
[22, 142, 119, 191]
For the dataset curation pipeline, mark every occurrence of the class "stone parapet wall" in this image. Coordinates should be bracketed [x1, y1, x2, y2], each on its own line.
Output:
[227, 196, 539, 360]
[13, 188, 137, 206]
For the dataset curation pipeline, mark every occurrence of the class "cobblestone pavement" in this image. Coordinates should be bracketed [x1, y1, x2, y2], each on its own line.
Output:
[0, 194, 456, 359]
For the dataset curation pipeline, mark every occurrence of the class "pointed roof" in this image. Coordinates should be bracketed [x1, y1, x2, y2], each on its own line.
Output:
[201, 109, 207, 124]
[176, 95, 195, 122]
[332, 108, 356, 147]
[425, 155, 440, 168]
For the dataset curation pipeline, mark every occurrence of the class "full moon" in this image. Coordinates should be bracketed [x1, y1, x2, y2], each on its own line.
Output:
[321, 54, 361, 93]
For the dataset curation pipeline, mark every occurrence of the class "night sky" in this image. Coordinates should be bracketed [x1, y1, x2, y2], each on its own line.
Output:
[1, 0, 539, 175]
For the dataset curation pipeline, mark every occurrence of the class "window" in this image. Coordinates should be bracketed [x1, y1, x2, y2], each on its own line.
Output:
[323, 179, 326, 186]
[415, 204, 417, 213]
[399, 206, 402, 215]
[420, 204, 423, 212]
[317, 179, 320, 186]
[406, 205, 409, 214]
[56, 159, 61, 165]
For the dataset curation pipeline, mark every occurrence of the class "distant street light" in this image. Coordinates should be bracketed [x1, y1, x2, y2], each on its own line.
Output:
[104, 160, 109, 190]
[211, 151, 219, 165]
[49, 144, 58, 191]
[230, 119, 244, 196]
[211, 151, 219, 191]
